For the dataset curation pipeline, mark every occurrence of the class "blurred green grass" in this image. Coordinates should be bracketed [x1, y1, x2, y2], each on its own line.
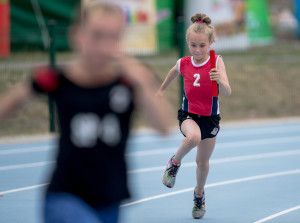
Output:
[0, 41, 300, 136]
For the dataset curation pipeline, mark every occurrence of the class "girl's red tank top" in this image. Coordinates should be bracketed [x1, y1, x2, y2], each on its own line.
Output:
[178, 55, 220, 116]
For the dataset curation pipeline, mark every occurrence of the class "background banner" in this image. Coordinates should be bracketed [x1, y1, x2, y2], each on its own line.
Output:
[118, 0, 158, 55]
[185, 0, 274, 51]
[83, 0, 158, 54]
[185, 0, 250, 51]
[247, 0, 273, 45]
[10, 0, 176, 53]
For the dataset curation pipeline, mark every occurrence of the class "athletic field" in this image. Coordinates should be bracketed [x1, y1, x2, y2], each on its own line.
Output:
[0, 119, 300, 223]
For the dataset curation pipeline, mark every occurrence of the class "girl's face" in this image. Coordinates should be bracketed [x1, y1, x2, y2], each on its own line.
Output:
[74, 12, 123, 68]
[187, 31, 212, 62]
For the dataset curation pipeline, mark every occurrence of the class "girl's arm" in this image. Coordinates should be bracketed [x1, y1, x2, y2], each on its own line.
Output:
[209, 57, 231, 97]
[156, 60, 181, 97]
[0, 83, 34, 124]
[119, 56, 173, 135]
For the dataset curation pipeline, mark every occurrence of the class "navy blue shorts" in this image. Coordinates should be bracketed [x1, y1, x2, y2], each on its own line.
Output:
[178, 109, 221, 140]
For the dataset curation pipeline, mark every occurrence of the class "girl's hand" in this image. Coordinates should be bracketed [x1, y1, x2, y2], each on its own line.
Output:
[155, 89, 165, 97]
[209, 68, 221, 84]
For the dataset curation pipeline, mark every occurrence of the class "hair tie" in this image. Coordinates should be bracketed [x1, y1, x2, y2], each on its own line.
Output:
[197, 21, 203, 23]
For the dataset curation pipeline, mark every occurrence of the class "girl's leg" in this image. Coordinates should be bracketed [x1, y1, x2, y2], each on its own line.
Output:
[162, 119, 201, 188]
[173, 119, 202, 163]
[195, 137, 217, 195]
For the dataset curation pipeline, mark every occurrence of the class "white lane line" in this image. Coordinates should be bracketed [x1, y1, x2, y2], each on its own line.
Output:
[0, 124, 298, 147]
[253, 205, 300, 223]
[127, 134, 180, 144]
[0, 146, 53, 155]
[2, 149, 300, 173]
[0, 183, 48, 195]
[121, 169, 300, 207]
[0, 161, 55, 171]
[127, 126, 300, 144]
[121, 188, 193, 207]
[128, 149, 300, 174]
[0, 136, 299, 156]
[2, 169, 300, 200]
[126, 136, 300, 157]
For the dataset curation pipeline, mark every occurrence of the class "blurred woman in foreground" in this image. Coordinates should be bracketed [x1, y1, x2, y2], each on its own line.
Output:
[0, 1, 171, 223]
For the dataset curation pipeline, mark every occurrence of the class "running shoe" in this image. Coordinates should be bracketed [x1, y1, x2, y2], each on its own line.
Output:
[192, 190, 206, 219]
[162, 156, 180, 188]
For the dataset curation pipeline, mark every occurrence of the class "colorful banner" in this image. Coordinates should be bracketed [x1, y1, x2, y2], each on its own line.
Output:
[246, 0, 273, 44]
[82, 0, 157, 55]
[185, 0, 275, 50]
[185, 0, 250, 51]
[156, 0, 175, 51]
[119, 0, 157, 55]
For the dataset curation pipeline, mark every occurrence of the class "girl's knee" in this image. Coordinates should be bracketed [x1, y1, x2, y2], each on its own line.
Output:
[196, 160, 209, 170]
[185, 133, 201, 146]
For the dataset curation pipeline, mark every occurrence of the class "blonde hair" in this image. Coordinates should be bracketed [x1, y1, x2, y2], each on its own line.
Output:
[77, 0, 123, 25]
[186, 13, 216, 43]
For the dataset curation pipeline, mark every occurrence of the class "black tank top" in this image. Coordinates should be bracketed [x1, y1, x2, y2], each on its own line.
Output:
[32, 67, 134, 207]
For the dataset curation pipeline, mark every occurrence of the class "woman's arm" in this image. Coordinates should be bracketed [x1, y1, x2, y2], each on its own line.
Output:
[209, 57, 231, 97]
[0, 83, 34, 124]
[119, 56, 173, 135]
[156, 61, 181, 97]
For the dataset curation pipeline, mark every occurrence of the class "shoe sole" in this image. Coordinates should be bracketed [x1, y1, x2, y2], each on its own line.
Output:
[192, 209, 206, 219]
[163, 182, 173, 188]
[162, 172, 174, 188]
[192, 212, 206, 219]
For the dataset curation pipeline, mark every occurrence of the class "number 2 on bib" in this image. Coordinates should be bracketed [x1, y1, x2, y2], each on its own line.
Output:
[193, 73, 200, 87]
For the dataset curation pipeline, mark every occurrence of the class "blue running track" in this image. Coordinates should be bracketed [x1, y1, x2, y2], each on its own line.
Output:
[0, 119, 300, 223]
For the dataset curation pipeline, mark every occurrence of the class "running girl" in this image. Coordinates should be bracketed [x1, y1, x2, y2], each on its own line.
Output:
[157, 13, 231, 219]
[0, 2, 171, 223]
